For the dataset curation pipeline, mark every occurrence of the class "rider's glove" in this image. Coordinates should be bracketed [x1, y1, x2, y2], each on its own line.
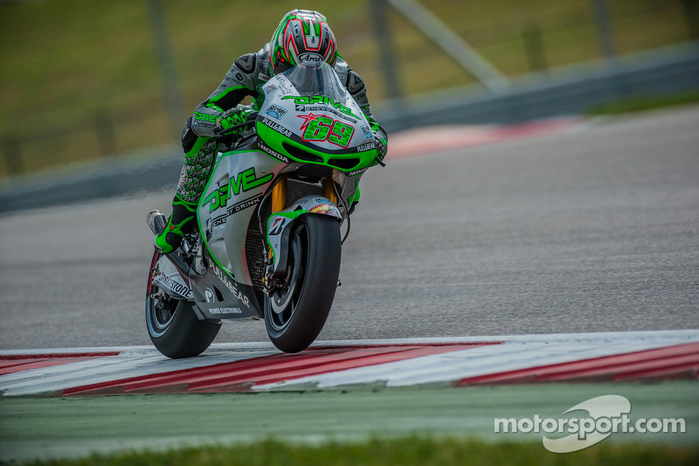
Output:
[373, 124, 388, 161]
[375, 137, 387, 160]
[214, 106, 256, 137]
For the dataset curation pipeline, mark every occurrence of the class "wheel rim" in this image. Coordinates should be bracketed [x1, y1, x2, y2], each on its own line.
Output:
[268, 224, 307, 332]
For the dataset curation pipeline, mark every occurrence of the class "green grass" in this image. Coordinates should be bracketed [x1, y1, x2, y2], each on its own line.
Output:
[2, 383, 697, 463]
[0, 0, 695, 178]
[18, 437, 699, 466]
[586, 89, 699, 115]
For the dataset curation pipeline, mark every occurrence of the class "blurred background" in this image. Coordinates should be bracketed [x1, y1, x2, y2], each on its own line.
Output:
[0, 0, 698, 180]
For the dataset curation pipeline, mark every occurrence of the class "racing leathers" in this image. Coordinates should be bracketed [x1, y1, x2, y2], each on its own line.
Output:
[155, 43, 388, 254]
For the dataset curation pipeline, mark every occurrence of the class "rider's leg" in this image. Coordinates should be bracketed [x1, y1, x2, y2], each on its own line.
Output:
[155, 118, 218, 253]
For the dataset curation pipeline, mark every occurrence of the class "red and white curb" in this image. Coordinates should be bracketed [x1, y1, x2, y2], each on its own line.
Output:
[1, 330, 697, 397]
[387, 118, 587, 159]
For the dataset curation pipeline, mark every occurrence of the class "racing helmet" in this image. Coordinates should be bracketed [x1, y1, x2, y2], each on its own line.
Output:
[270, 10, 338, 76]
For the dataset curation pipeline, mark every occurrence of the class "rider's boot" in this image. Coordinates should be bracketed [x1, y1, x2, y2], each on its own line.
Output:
[154, 195, 197, 254]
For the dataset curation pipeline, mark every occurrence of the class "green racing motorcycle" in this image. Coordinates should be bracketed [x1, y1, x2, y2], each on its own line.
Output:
[145, 63, 384, 358]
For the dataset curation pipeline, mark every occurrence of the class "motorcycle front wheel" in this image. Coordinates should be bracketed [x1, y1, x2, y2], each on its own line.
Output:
[264, 214, 341, 353]
[146, 251, 221, 358]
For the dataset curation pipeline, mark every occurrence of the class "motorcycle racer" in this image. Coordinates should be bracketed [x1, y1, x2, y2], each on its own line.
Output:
[155, 9, 388, 254]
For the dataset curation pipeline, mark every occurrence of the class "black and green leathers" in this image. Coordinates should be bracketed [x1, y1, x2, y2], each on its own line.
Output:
[189, 43, 384, 139]
[154, 195, 197, 254]
[156, 42, 387, 253]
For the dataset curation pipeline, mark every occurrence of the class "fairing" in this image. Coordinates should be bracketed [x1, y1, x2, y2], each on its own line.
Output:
[176, 64, 376, 320]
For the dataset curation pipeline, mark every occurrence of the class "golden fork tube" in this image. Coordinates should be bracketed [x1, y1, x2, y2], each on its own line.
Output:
[271, 174, 287, 214]
[268, 175, 287, 259]
[322, 178, 338, 205]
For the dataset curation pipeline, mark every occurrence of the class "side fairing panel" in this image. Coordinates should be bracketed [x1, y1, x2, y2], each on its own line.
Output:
[198, 149, 286, 285]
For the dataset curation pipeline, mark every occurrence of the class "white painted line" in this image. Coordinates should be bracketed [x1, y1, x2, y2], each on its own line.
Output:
[260, 336, 695, 389]
[1, 330, 697, 396]
[2, 329, 698, 356]
[0, 350, 279, 397]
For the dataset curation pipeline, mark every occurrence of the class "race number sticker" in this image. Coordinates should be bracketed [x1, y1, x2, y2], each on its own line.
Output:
[297, 113, 355, 148]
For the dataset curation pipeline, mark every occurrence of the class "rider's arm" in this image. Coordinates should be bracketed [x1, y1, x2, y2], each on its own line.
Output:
[190, 53, 261, 138]
[335, 58, 388, 155]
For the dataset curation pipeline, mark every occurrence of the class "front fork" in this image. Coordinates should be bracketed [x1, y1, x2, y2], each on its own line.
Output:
[270, 175, 338, 212]
[268, 174, 338, 255]
[264, 175, 341, 291]
[322, 178, 338, 205]
[270, 174, 287, 217]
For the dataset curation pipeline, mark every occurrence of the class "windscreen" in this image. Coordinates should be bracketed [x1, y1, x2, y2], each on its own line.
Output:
[281, 63, 349, 103]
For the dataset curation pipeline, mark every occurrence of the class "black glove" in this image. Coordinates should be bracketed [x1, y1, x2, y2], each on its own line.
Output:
[375, 137, 387, 160]
[372, 124, 388, 165]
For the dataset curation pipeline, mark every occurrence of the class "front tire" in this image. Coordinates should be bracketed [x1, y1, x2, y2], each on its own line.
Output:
[146, 252, 221, 358]
[264, 214, 341, 353]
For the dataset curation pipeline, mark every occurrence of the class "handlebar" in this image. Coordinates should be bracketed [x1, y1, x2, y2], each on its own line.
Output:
[213, 116, 258, 139]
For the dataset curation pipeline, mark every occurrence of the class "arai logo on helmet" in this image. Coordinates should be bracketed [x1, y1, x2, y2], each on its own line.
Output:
[298, 52, 323, 66]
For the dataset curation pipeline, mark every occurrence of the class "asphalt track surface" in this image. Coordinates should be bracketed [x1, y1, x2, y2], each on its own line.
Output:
[0, 107, 697, 350]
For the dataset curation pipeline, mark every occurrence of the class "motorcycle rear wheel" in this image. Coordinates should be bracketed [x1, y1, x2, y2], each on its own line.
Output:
[264, 214, 341, 353]
[146, 251, 221, 358]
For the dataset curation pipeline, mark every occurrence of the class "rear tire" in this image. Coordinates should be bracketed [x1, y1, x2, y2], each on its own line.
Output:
[264, 215, 341, 353]
[146, 252, 221, 358]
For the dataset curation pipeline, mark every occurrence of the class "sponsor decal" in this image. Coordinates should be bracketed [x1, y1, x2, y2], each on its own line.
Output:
[302, 105, 358, 123]
[360, 125, 372, 140]
[282, 95, 361, 119]
[182, 178, 207, 192]
[348, 167, 369, 177]
[258, 73, 270, 82]
[309, 203, 338, 215]
[210, 263, 250, 307]
[263, 84, 278, 95]
[262, 118, 293, 138]
[202, 168, 273, 213]
[268, 217, 287, 236]
[298, 52, 323, 66]
[264, 104, 288, 120]
[209, 307, 242, 315]
[277, 77, 295, 95]
[257, 141, 290, 163]
[188, 163, 213, 177]
[270, 217, 283, 230]
[295, 104, 306, 112]
[212, 194, 263, 227]
[204, 288, 215, 303]
[153, 274, 191, 297]
[194, 112, 218, 123]
[357, 142, 375, 152]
